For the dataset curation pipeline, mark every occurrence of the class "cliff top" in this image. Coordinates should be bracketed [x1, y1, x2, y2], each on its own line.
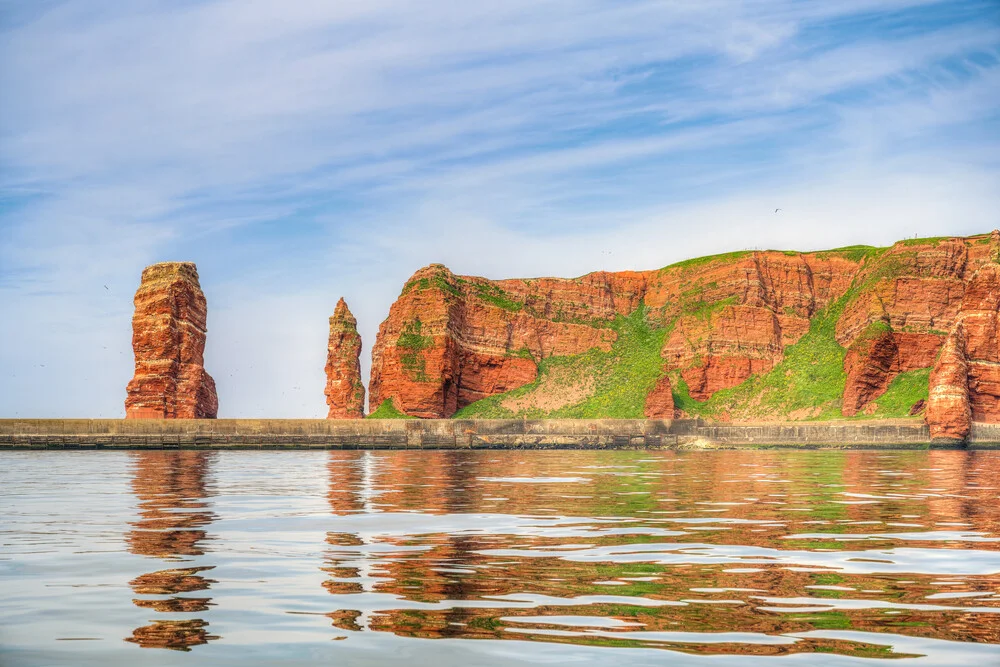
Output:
[331, 297, 358, 327]
[139, 261, 201, 285]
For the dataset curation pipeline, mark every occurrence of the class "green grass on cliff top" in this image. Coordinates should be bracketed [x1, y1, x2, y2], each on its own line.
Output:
[455, 306, 665, 419]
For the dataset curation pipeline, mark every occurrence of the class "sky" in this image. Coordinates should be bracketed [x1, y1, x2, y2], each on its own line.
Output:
[1, 0, 998, 418]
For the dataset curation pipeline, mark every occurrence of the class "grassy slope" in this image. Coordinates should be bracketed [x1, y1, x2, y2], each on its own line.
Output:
[366, 398, 415, 419]
[455, 307, 665, 419]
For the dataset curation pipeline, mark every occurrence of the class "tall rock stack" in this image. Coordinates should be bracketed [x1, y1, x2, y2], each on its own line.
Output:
[927, 260, 1000, 442]
[324, 298, 365, 419]
[125, 262, 218, 419]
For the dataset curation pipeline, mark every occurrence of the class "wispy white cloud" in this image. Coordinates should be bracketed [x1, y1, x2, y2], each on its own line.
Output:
[1, 0, 997, 417]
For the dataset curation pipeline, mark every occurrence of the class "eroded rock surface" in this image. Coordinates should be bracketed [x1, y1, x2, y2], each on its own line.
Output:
[644, 375, 676, 418]
[369, 232, 1000, 425]
[325, 298, 365, 419]
[927, 260, 1000, 441]
[837, 233, 1000, 417]
[125, 262, 217, 419]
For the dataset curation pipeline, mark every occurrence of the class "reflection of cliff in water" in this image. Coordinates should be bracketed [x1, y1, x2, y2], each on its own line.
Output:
[125, 451, 219, 650]
[318, 450, 1000, 651]
[323, 451, 482, 635]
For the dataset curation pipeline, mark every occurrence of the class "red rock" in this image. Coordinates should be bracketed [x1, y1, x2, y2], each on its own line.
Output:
[325, 298, 365, 419]
[927, 322, 972, 442]
[664, 305, 782, 400]
[841, 326, 942, 417]
[369, 232, 1000, 422]
[927, 260, 1000, 440]
[649, 252, 863, 398]
[835, 235, 1000, 415]
[644, 375, 675, 418]
[125, 262, 217, 419]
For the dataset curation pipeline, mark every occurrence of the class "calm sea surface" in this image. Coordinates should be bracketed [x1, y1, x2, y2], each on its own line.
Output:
[2, 450, 999, 666]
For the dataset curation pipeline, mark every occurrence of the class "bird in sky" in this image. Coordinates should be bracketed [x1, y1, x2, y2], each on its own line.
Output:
[103, 284, 109, 290]
[774, 208, 782, 213]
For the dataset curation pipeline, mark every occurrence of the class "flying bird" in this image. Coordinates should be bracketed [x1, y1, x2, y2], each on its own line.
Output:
[103, 284, 109, 290]
[774, 208, 782, 213]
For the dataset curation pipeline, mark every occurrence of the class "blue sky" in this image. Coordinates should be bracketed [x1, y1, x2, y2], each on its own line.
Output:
[1, 0, 998, 418]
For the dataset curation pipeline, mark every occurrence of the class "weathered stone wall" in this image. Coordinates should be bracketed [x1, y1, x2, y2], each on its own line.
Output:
[1, 418, 991, 449]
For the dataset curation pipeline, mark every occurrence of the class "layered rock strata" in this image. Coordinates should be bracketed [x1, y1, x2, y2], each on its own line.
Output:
[926, 261, 1000, 441]
[644, 375, 676, 419]
[125, 262, 218, 419]
[370, 232, 999, 426]
[325, 298, 365, 419]
[837, 232, 1000, 417]
[369, 251, 862, 418]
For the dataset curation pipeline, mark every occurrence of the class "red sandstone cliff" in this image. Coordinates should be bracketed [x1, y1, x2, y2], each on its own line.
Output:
[125, 262, 218, 419]
[369, 232, 999, 431]
[325, 298, 365, 419]
[369, 250, 865, 418]
[836, 233, 999, 417]
[926, 257, 1000, 441]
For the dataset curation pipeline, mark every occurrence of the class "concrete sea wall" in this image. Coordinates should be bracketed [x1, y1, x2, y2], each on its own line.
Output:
[1, 418, 996, 449]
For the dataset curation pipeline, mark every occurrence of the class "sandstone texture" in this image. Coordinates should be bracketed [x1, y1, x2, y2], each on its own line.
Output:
[125, 262, 218, 419]
[325, 298, 365, 419]
[837, 232, 999, 419]
[926, 259, 1000, 441]
[644, 375, 675, 419]
[368, 232, 1000, 435]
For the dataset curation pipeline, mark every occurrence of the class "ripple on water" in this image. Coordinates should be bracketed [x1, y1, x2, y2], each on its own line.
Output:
[2, 449, 1000, 666]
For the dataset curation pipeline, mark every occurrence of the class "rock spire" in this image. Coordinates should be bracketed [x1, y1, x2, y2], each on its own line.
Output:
[325, 298, 365, 419]
[125, 262, 218, 419]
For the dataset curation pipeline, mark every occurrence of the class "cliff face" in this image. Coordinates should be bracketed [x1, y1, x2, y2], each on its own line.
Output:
[651, 252, 860, 401]
[834, 236, 997, 418]
[125, 262, 218, 419]
[926, 259, 1000, 440]
[324, 298, 365, 419]
[369, 264, 632, 417]
[369, 232, 999, 433]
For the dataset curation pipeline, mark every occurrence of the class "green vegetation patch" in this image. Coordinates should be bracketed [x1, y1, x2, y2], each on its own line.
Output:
[898, 236, 950, 247]
[814, 245, 882, 263]
[863, 368, 931, 418]
[470, 280, 523, 311]
[456, 306, 666, 419]
[365, 398, 414, 419]
[400, 270, 462, 298]
[659, 250, 751, 274]
[397, 318, 434, 382]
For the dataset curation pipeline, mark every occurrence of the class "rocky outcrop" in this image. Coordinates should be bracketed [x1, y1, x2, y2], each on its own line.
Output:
[837, 234, 1000, 416]
[644, 375, 675, 418]
[125, 262, 217, 419]
[927, 261, 1000, 441]
[650, 251, 861, 399]
[841, 325, 941, 416]
[370, 264, 628, 417]
[926, 322, 972, 442]
[324, 298, 365, 419]
[370, 232, 1000, 423]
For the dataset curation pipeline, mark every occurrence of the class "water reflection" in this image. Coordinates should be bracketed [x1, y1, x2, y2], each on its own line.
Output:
[321, 450, 1000, 657]
[125, 451, 219, 651]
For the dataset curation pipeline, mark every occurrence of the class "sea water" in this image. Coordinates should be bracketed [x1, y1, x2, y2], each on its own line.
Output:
[2, 449, 999, 665]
